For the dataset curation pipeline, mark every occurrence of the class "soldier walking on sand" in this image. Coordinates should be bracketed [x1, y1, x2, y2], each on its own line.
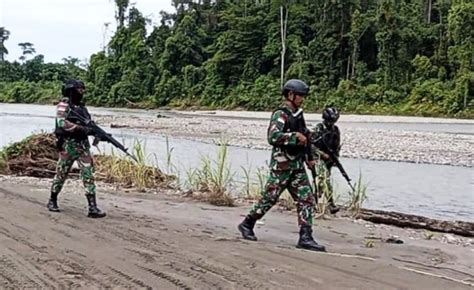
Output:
[237, 79, 326, 252]
[310, 107, 342, 214]
[47, 79, 106, 218]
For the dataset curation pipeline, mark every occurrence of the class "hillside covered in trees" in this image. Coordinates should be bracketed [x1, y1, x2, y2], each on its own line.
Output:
[0, 0, 472, 117]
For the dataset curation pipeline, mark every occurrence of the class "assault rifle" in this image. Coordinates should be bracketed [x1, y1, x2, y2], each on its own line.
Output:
[325, 148, 355, 192]
[311, 133, 355, 192]
[68, 108, 138, 162]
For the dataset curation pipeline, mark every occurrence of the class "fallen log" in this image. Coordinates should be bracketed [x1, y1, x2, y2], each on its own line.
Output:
[110, 123, 129, 128]
[355, 208, 474, 237]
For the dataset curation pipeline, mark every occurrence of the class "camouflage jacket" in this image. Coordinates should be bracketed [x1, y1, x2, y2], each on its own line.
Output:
[54, 97, 91, 141]
[310, 122, 341, 165]
[267, 104, 311, 171]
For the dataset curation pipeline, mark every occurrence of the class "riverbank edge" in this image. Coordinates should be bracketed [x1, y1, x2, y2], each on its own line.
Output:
[1, 174, 472, 239]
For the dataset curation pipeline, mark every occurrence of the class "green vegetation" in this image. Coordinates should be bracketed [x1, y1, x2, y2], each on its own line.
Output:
[1, 132, 366, 211]
[0, 0, 472, 117]
[346, 173, 369, 215]
[95, 139, 176, 191]
[185, 142, 235, 206]
[239, 158, 268, 199]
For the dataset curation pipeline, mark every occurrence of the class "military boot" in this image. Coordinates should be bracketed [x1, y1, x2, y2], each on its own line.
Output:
[328, 203, 340, 214]
[47, 192, 60, 212]
[296, 225, 326, 252]
[86, 194, 106, 218]
[238, 215, 258, 241]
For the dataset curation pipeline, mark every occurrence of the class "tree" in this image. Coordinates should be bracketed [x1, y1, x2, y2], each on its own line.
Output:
[113, 0, 130, 27]
[376, 1, 402, 89]
[280, 5, 288, 88]
[18, 42, 36, 62]
[448, 1, 474, 110]
[2, 1, 470, 116]
[0, 27, 10, 61]
[159, 13, 205, 75]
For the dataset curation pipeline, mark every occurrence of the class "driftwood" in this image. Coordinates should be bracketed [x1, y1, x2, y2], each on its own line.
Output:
[110, 123, 129, 128]
[355, 208, 474, 238]
[1, 133, 174, 189]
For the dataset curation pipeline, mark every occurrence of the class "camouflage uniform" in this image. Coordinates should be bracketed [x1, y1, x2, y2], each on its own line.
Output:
[51, 98, 96, 196]
[239, 79, 325, 252]
[249, 104, 315, 226]
[48, 79, 105, 218]
[310, 122, 340, 202]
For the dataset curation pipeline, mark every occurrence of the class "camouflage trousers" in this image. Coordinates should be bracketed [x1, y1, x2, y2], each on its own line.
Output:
[249, 169, 315, 226]
[314, 160, 334, 202]
[51, 138, 96, 196]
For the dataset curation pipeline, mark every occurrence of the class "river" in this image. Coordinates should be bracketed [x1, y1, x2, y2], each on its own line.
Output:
[1, 103, 472, 222]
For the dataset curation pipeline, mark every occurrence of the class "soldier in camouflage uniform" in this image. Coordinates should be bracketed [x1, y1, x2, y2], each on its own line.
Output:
[47, 79, 106, 218]
[238, 79, 326, 252]
[310, 107, 341, 214]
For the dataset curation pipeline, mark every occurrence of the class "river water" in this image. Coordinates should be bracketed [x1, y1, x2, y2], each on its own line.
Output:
[1, 103, 473, 222]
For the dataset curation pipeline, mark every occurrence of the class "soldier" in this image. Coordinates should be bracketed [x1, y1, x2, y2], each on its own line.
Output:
[238, 79, 326, 252]
[47, 79, 106, 218]
[310, 107, 341, 214]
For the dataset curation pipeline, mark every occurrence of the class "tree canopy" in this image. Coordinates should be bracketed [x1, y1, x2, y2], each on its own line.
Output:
[0, 1, 472, 117]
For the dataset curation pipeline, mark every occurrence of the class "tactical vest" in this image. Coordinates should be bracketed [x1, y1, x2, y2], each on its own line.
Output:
[314, 123, 341, 154]
[275, 107, 308, 157]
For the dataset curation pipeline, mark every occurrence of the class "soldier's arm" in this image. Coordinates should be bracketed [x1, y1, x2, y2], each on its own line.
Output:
[267, 110, 298, 146]
[56, 100, 87, 133]
[310, 124, 329, 159]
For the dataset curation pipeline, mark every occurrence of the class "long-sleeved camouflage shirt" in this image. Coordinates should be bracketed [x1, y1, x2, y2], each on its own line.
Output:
[267, 104, 311, 171]
[55, 97, 90, 140]
[310, 122, 341, 166]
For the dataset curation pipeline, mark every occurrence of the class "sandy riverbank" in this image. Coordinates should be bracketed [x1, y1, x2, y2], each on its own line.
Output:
[0, 175, 472, 289]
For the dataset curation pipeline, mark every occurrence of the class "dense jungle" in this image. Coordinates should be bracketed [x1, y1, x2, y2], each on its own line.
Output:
[0, 0, 472, 117]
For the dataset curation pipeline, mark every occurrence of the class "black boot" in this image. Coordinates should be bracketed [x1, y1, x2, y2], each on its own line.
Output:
[47, 192, 60, 212]
[238, 215, 258, 241]
[296, 225, 326, 252]
[327, 196, 340, 214]
[86, 194, 106, 218]
[328, 203, 340, 214]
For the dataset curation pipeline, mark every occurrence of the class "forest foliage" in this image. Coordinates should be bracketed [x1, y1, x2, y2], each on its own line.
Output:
[0, 0, 472, 117]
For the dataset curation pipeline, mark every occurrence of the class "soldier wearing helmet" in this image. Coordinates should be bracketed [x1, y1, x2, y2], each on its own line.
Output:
[48, 79, 106, 218]
[238, 79, 326, 252]
[310, 107, 342, 214]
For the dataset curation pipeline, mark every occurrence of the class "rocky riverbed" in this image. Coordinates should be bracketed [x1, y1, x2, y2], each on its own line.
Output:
[94, 110, 474, 167]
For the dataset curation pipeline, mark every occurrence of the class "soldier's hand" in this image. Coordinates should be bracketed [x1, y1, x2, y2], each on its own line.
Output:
[79, 126, 94, 136]
[295, 132, 307, 145]
[321, 152, 331, 160]
[306, 160, 316, 168]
